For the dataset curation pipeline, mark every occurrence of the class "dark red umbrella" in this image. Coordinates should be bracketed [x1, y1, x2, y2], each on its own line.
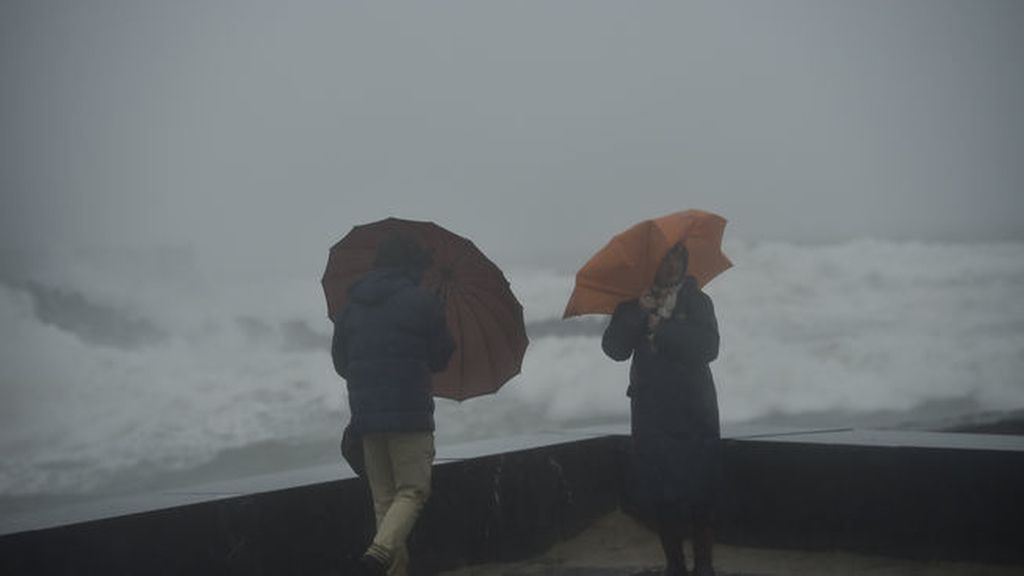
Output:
[322, 217, 528, 401]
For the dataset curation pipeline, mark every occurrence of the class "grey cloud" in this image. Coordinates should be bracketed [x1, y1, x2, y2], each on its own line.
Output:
[3, 0, 1022, 278]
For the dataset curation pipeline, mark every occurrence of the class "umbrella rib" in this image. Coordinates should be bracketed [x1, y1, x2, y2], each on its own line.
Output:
[453, 284, 501, 397]
[450, 289, 468, 397]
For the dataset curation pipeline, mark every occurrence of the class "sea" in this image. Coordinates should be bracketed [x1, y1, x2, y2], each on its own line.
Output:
[1, 239, 1022, 513]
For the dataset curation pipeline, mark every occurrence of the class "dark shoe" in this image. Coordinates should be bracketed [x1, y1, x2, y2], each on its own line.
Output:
[356, 554, 388, 576]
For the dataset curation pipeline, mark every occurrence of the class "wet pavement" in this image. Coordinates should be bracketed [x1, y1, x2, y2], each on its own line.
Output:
[439, 510, 1022, 576]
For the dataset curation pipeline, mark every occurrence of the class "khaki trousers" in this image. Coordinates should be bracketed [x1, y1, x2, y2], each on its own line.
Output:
[362, 432, 435, 576]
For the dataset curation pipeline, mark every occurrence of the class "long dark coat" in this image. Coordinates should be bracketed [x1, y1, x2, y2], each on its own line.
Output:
[602, 278, 721, 518]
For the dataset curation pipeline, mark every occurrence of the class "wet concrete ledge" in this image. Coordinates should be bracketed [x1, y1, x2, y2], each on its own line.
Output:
[1, 426, 1023, 575]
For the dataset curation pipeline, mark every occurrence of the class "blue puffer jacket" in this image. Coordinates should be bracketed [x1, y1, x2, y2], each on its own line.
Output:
[332, 267, 455, 434]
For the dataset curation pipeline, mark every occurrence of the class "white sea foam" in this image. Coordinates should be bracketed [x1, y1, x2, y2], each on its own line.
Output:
[1, 240, 1023, 497]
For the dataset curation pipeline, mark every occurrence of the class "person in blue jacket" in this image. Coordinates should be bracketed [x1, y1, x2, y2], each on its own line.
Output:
[332, 234, 455, 576]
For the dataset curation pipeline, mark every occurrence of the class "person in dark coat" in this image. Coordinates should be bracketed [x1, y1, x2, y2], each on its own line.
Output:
[602, 242, 721, 576]
[332, 234, 455, 576]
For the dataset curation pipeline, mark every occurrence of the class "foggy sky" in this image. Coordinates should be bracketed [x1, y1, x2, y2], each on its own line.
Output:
[2, 0, 1023, 276]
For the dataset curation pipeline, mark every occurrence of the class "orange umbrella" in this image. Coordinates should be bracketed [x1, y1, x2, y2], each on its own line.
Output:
[322, 217, 528, 401]
[563, 210, 732, 318]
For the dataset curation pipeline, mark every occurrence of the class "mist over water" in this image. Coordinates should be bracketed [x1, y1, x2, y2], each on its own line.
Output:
[1, 239, 1023, 500]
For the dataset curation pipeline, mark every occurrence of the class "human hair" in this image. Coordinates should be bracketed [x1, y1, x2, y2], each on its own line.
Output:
[373, 233, 433, 273]
[667, 242, 689, 272]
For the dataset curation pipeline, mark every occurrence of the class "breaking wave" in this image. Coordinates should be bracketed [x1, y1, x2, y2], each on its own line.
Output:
[1, 239, 1022, 499]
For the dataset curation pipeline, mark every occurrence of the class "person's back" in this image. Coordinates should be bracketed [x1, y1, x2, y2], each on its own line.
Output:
[331, 234, 454, 576]
[337, 266, 451, 434]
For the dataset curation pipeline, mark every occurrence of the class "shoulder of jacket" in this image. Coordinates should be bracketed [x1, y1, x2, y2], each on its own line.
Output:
[691, 290, 715, 316]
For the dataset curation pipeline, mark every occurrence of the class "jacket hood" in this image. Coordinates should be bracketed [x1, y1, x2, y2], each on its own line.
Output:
[349, 268, 420, 306]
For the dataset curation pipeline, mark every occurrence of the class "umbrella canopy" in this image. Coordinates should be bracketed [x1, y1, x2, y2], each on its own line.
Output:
[323, 217, 528, 401]
[563, 210, 732, 318]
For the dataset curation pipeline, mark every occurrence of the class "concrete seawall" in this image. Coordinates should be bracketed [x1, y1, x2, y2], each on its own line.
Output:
[2, 426, 1022, 575]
